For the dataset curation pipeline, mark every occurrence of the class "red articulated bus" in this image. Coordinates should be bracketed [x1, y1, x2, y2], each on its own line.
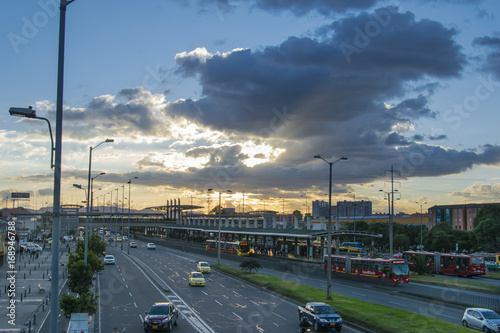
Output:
[402, 251, 486, 277]
[324, 255, 410, 285]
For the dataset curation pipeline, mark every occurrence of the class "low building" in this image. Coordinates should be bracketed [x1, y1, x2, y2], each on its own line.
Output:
[427, 203, 499, 231]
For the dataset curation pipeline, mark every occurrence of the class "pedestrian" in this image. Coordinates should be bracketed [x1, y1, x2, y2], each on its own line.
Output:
[113, 328, 118, 333]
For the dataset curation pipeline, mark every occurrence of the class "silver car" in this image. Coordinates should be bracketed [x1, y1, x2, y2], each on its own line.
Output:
[462, 308, 500, 332]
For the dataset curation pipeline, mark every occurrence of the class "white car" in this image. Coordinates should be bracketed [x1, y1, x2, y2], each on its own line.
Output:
[103, 255, 115, 265]
[147, 243, 156, 250]
[122, 235, 128, 241]
[462, 308, 500, 332]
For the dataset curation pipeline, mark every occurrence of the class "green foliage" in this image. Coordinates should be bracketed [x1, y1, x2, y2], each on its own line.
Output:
[75, 233, 107, 257]
[412, 254, 433, 275]
[292, 210, 303, 221]
[239, 259, 262, 273]
[67, 260, 95, 294]
[393, 234, 410, 252]
[68, 248, 104, 276]
[473, 205, 500, 252]
[59, 291, 98, 318]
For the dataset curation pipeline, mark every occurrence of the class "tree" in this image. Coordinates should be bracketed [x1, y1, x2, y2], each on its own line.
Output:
[68, 250, 104, 277]
[67, 260, 95, 294]
[393, 234, 410, 252]
[473, 204, 500, 252]
[59, 291, 98, 319]
[473, 217, 500, 252]
[292, 210, 303, 221]
[239, 259, 262, 273]
[75, 233, 106, 257]
[412, 254, 433, 275]
[425, 223, 455, 252]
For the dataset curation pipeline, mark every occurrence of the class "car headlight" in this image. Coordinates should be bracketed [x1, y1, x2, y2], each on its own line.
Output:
[144, 316, 150, 323]
[162, 316, 170, 324]
[486, 320, 496, 327]
[319, 319, 327, 322]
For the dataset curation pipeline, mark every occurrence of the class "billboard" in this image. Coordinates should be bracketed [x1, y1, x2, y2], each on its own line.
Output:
[11, 192, 30, 199]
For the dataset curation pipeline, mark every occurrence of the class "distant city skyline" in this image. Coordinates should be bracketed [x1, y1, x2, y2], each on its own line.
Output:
[1, 0, 499, 216]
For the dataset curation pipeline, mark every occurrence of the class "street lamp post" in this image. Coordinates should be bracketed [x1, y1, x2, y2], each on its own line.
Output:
[9, 2, 81, 332]
[416, 201, 427, 249]
[208, 188, 232, 265]
[127, 177, 138, 254]
[314, 155, 347, 300]
[115, 188, 119, 247]
[90, 172, 105, 235]
[9, 107, 55, 169]
[121, 184, 125, 250]
[85, 139, 113, 262]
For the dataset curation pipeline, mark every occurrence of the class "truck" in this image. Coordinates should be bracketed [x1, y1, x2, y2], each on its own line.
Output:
[298, 302, 343, 331]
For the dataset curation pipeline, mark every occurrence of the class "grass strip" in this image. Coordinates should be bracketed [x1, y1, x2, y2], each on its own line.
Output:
[410, 274, 500, 295]
[214, 264, 471, 333]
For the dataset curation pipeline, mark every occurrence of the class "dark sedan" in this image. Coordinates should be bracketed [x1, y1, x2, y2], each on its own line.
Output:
[144, 302, 178, 332]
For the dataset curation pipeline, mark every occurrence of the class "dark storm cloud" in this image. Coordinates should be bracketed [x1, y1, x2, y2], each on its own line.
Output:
[101, 142, 500, 194]
[390, 95, 436, 120]
[250, 0, 378, 15]
[473, 36, 500, 78]
[52, 87, 164, 140]
[186, 145, 249, 166]
[183, 0, 378, 16]
[169, 8, 465, 142]
[385, 133, 411, 146]
[429, 134, 447, 141]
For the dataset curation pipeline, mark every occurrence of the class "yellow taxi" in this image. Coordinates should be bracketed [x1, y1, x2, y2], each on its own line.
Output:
[116, 236, 122, 242]
[188, 272, 205, 286]
[197, 261, 211, 273]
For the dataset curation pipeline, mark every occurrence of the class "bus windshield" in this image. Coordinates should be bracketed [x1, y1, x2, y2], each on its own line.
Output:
[391, 262, 409, 277]
[472, 256, 485, 265]
[239, 243, 250, 252]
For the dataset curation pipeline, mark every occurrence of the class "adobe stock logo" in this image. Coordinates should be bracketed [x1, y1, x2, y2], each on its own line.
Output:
[7, 0, 59, 54]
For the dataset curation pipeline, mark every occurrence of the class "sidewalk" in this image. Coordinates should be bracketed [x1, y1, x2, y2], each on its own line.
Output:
[0, 244, 70, 333]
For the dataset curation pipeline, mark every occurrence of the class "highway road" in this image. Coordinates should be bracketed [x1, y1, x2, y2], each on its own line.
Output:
[121, 239, 474, 327]
[98, 240, 364, 333]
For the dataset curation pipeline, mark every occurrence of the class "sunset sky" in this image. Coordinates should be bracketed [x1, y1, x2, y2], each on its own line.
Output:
[1, 0, 499, 215]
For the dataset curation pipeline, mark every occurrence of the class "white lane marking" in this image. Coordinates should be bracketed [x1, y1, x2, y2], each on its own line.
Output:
[272, 312, 286, 320]
[202, 291, 208, 296]
[128, 255, 215, 333]
[232, 312, 243, 320]
[214, 300, 223, 306]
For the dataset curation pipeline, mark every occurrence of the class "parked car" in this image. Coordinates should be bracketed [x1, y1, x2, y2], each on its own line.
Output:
[298, 302, 343, 331]
[197, 261, 211, 273]
[144, 302, 178, 332]
[130, 242, 137, 248]
[188, 272, 205, 286]
[462, 308, 500, 332]
[147, 243, 156, 250]
[103, 255, 115, 265]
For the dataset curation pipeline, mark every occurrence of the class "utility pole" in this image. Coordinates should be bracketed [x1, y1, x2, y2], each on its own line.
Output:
[384, 165, 400, 257]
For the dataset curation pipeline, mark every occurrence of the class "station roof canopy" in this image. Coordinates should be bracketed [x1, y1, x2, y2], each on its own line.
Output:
[158, 225, 381, 239]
